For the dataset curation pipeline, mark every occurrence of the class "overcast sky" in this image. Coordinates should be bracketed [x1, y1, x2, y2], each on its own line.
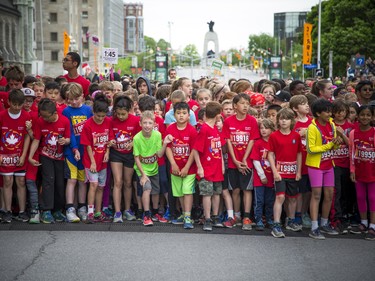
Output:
[140, 0, 320, 54]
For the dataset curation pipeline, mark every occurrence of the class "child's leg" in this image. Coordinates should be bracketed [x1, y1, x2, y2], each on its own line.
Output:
[26, 179, 39, 209]
[254, 186, 265, 222]
[183, 194, 193, 215]
[102, 166, 112, 209]
[111, 162, 124, 213]
[202, 195, 212, 219]
[265, 187, 275, 221]
[2, 175, 14, 211]
[40, 156, 56, 211]
[321, 168, 335, 223]
[310, 188, 322, 222]
[287, 196, 297, 220]
[355, 181, 368, 221]
[222, 189, 234, 218]
[65, 179, 77, 207]
[211, 194, 220, 216]
[123, 167, 134, 211]
[53, 160, 66, 212]
[15, 176, 27, 213]
[87, 182, 99, 213]
[95, 187, 104, 213]
[78, 181, 87, 206]
[243, 190, 252, 217]
[232, 188, 241, 213]
[273, 194, 285, 223]
[142, 189, 151, 212]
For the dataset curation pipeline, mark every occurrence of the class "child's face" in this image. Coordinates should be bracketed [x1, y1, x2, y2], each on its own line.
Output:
[67, 96, 83, 108]
[197, 93, 211, 109]
[358, 108, 372, 127]
[316, 110, 332, 123]
[267, 109, 278, 124]
[234, 98, 250, 116]
[278, 118, 292, 130]
[216, 118, 223, 131]
[104, 90, 114, 104]
[115, 108, 130, 122]
[321, 83, 334, 100]
[33, 86, 44, 102]
[23, 97, 34, 111]
[260, 124, 272, 138]
[45, 89, 60, 102]
[140, 117, 155, 134]
[138, 81, 148, 95]
[348, 107, 357, 122]
[154, 104, 163, 117]
[9, 101, 23, 114]
[296, 103, 310, 115]
[174, 108, 189, 124]
[179, 80, 192, 98]
[222, 103, 234, 118]
[93, 111, 106, 125]
[113, 85, 122, 95]
[358, 85, 373, 101]
[333, 110, 347, 122]
[262, 87, 274, 103]
[39, 110, 58, 123]
[133, 101, 141, 116]
[8, 79, 23, 90]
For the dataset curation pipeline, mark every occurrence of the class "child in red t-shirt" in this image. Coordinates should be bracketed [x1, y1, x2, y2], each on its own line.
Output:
[193, 101, 225, 231]
[250, 118, 276, 230]
[28, 98, 71, 224]
[81, 93, 115, 223]
[290, 95, 313, 228]
[349, 105, 375, 240]
[222, 93, 260, 230]
[268, 108, 302, 238]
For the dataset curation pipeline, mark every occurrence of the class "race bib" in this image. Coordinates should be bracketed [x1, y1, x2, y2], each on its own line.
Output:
[0, 154, 20, 167]
[277, 161, 297, 175]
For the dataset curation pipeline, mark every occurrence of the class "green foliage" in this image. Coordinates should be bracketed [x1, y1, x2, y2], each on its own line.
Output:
[248, 33, 274, 55]
[114, 57, 133, 75]
[306, 0, 375, 77]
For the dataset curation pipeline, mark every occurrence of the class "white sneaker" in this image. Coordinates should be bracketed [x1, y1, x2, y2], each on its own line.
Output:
[67, 207, 80, 223]
[29, 209, 40, 224]
[78, 206, 88, 222]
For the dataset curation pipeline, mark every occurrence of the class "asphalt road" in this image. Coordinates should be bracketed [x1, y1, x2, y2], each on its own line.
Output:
[0, 222, 374, 281]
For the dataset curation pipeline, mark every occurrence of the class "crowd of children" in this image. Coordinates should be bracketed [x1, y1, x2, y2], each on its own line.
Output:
[0, 55, 374, 241]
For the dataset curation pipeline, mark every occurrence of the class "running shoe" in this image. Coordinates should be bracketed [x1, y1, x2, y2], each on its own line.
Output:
[143, 215, 153, 226]
[113, 212, 123, 223]
[234, 216, 242, 226]
[309, 228, 325, 240]
[136, 209, 143, 221]
[242, 217, 253, 231]
[255, 220, 265, 231]
[163, 207, 171, 221]
[321, 224, 339, 235]
[94, 211, 112, 223]
[171, 214, 184, 225]
[78, 206, 88, 222]
[350, 223, 368, 234]
[212, 216, 224, 228]
[52, 210, 66, 222]
[223, 217, 236, 228]
[86, 213, 95, 224]
[2, 211, 12, 223]
[302, 213, 312, 228]
[271, 223, 285, 238]
[123, 209, 136, 221]
[41, 211, 55, 224]
[152, 213, 168, 223]
[183, 216, 194, 229]
[203, 218, 213, 231]
[286, 220, 303, 232]
[66, 207, 80, 223]
[16, 212, 30, 222]
[365, 227, 375, 241]
[29, 209, 40, 224]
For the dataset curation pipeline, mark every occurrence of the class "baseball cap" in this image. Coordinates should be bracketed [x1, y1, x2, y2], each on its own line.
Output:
[250, 93, 266, 106]
[273, 90, 291, 102]
[21, 88, 36, 98]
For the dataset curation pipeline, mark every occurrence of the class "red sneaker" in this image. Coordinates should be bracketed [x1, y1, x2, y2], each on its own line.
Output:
[152, 213, 168, 223]
[143, 215, 154, 226]
[223, 217, 236, 228]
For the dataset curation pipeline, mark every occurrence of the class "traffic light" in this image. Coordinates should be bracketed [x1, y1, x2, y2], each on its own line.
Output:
[292, 63, 297, 72]
[254, 60, 259, 69]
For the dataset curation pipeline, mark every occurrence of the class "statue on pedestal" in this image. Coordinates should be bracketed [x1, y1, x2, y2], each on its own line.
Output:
[207, 21, 215, 32]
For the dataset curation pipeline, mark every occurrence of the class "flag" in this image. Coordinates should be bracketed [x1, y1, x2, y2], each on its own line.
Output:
[303, 23, 313, 65]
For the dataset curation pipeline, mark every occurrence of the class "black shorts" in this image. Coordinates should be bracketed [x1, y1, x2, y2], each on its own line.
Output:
[298, 174, 311, 193]
[228, 168, 253, 191]
[109, 149, 135, 168]
[222, 169, 229, 190]
[275, 178, 299, 198]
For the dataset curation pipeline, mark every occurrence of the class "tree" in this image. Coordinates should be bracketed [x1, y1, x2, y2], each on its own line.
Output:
[306, 0, 375, 77]
[248, 33, 274, 56]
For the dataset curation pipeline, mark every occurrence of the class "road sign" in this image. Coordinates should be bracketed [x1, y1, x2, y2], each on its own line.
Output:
[304, 64, 317, 69]
[315, 68, 324, 77]
[102, 48, 118, 64]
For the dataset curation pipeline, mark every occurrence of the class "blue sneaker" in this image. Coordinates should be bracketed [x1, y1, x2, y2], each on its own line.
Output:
[41, 211, 55, 224]
[255, 220, 265, 231]
[171, 214, 184, 225]
[52, 210, 66, 222]
[163, 207, 171, 221]
[184, 216, 194, 229]
[271, 223, 285, 238]
[103, 208, 113, 219]
[113, 212, 123, 223]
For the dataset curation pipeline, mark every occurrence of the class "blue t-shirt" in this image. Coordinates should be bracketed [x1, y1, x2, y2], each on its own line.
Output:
[164, 108, 197, 126]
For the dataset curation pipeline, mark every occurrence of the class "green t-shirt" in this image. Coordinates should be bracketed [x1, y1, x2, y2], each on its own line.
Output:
[133, 130, 162, 176]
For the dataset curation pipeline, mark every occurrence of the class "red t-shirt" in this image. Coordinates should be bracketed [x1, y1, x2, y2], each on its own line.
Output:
[0, 91, 9, 109]
[111, 114, 141, 154]
[294, 117, 312, 175]
[193, 123, 224, 182]
[154, 115, 166, 166]
[0, 76, 7, 87]
[333, 120, 354, 168]
[166, 123, 197, 174]
[165, 99, 200, 113]
[63, 74, 91, 97]
[315, 120, 335, 170]
[56, 103, 67, 114]
[81, 116, 113, 171]
[250, 138, 274, 187]
[222, 114, 260, 169]
[33, 114, 71, 160]
[352, 127, 375, 182]
[268, 130, 302, 179]
[0, 110, 31, 172]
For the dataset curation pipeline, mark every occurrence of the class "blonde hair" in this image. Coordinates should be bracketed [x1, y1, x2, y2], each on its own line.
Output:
[99, 81, 114, 91]
[140, 110, 155, 122]
[196, 88, 212, 100]
[66, 83, 83, 99]
[259, 118, 275, 131]
[170, 90, 186, 102]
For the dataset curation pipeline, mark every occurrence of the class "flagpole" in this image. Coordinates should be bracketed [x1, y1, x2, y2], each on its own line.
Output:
[317, 0, 321, 69]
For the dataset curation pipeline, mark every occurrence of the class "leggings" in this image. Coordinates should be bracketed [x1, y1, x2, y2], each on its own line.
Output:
[355, 181, 375, 213]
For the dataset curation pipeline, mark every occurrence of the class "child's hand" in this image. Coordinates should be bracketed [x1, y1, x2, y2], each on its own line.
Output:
[164, 134, 174, 144]
[17, 156, 25, 167]
[261, 177, 268, 185]
[124, 141, 133, 150]
[197, 167, 204, 178]
[273, 172, 281, 182]
[25, 120, 32, 130]
[90, 162, 97, 173]
[140, 175, 150, 187]
[332, 137, 343, 145]
[103, 151, 109, 162]
[180, 166, 188, 177]
[298, 128, 307, 137]
[108, 140, 116, 148]
[58, 137, 68, 145]
[74, 150, 81, 161]
[171, 163, 181, 176]
[29, 158, 41, 166]
[336, 126, 344, 136]
[350, 172, 356, 182]
[295, 172, 301, 181]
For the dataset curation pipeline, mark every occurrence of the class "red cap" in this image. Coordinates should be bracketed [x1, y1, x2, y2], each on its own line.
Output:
[250, 93, 265, 106]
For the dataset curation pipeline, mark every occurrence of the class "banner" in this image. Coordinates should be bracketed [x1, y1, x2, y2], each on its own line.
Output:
[303, 23, 313, 65]
[63, 31, 70, 56]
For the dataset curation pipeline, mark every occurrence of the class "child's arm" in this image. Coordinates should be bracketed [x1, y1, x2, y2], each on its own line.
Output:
[296, 152, 302, 181]
[348, 130, 356, 182]
[25, 120, 34, 139]
[253, 160, 268, 185]
[180, 152, 195, 178]
[306, 127, 335, 153]
[267, 151, 281, 182]
[28, 139, 41, 166]
[166, 147, 181, 176]
[242, 139, 255, 172]
[226, 139, 247, 172]
[192, 149, 204, 178]
[134, 155, 149, 186]
[156, 134, 173, 158]
[18, 134, 30, 167]
[86, 145, 97, 173]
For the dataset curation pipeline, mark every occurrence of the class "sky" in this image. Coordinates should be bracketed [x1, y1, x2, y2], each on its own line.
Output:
[140, 0, 320, 54]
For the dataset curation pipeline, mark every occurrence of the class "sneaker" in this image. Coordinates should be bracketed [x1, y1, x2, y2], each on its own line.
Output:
[78, 206, 88, 222]
[2, 211, 12, 223]
[271, 223, 285, 238]
[234, 216, 242, 226]
[123, 209, 136, 221]
[333, 220, 348, 235]
[152, 213, 168, 223]
[266, 219, 274, 229]
[52, 210, 66, 222]
[136, 209, 143, 221]
[163, 207, 171, 221]
[223, 217, 236, 228]
[103, 208, 113, 219]
[143, 215, 153, 226]
[212, 216, 224, 228]
[29, 209, 40, 224]
[309, 228, 326, 240]
[255, 220, 265, 231]
[350, 223, 368, 234]
[242, 217, 253, 231]
[41, 211, 55, 224]
[171, 214, 184, 225]
[0, 209, 5, 221]
[294, 215, 302, 225]
[286, 220, 303, 232]
[321, 224, 339, 235]
[113, 212, 123, 223]
[86, 213, 95, 224]
[365, 227, 375, 241]
[302, 213, 312, 228]
[16, 212, 29, 222]
[66, 207, 80, 223]
[94, 211, 112, 223]
[183, 216, 194, 229]
[203, 218, 213, 231]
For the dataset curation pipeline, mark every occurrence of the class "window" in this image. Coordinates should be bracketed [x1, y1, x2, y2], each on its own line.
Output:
[51, 51, 59, 61]
[50, 0, 56, 2]
[50, 32, 58, 42]
[82, 11, 88, 18]
[82, 0, 88, 3]
[50, 13, 57, 23]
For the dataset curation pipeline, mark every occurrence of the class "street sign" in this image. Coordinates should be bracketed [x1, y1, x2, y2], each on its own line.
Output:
[315, 68, 324, 77]
[155, 53, 168, 83]
[211, 59, 224, 76]
[102, 48, 118, 64]
[304, 64, 317, 69]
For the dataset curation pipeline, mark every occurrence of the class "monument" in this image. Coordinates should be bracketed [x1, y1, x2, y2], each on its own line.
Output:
[203, 20, 219, 65]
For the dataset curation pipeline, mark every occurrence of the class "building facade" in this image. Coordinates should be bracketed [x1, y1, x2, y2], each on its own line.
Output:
[104, 0, 124, 57]
[124, 3, 144, 53]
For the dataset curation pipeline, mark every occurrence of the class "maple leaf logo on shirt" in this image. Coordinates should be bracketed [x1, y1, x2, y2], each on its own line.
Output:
[117, 134, 126, 142]
[6, 134, 18, 145]
[48, 135, 58, 146]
